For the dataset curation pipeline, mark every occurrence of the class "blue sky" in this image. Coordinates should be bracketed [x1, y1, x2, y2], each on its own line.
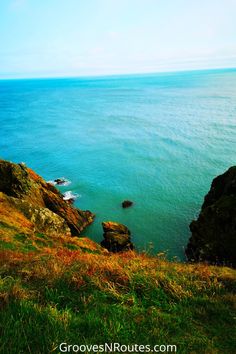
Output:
[0, 0, 236, 78]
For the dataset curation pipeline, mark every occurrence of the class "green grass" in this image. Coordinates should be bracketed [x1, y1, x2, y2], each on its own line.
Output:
[63, 243, 79, 251]
[0, 239, 17, 251]
[0, 235, 235, 354]
[36, 233, 48, 239]
[14, 234, 27, 242]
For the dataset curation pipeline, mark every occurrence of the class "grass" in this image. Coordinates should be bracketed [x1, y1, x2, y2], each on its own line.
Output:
[0, 230, 236, 354]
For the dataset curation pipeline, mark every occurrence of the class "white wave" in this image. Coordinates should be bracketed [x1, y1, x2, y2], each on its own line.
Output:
[63, 191, 80, 201]
[47, 180, 57, 186]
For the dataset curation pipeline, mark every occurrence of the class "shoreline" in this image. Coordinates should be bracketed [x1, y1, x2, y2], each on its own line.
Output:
[0, 159, 235, 268]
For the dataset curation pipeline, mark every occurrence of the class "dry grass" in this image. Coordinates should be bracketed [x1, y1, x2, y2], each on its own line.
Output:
[0, 227, 236, 353]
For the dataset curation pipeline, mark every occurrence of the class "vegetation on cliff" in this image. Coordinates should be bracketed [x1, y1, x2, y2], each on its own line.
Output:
[0, 160, 94, 238]
[1, 233, 236, 354]
[0, 160, 236, 354]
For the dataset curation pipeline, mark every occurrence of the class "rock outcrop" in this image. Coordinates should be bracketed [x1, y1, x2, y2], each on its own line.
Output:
[0, 160, 94, 237]
[186, 166, 236, 267]
[101, 221, 134, 252]
[122, 200, 133, 208]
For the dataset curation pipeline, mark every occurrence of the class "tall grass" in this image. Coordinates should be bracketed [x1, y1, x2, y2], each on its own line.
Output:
[0, 233, 236, 354]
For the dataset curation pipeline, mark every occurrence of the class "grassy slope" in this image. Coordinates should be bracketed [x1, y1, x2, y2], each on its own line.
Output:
[0, 221, 236, 354]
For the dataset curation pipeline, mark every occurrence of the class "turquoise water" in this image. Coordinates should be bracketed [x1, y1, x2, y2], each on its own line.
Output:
[1, 68, 236, 259]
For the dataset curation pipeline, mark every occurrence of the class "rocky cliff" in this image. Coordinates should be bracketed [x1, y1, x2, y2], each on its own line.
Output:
[186, 166, 236, 267]
[0, 160, 94, 238]
[1, 159, 236, 266]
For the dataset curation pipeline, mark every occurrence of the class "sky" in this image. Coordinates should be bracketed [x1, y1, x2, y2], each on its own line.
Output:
[0, 0, 236, 79]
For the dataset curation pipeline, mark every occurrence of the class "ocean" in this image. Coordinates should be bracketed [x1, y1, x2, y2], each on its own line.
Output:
[1, 68, 236, 260]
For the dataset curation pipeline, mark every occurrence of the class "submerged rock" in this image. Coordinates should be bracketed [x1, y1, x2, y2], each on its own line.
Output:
[0, 160, 95, 237]
[122, 200, 133, 208]
[101, 221, 134, 252]
[54, 178, 70, 186]
[55, 178, 65, 185]
[186, 166, 236, 267]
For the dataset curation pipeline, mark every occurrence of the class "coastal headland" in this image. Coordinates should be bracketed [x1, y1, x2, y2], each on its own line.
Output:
[0, 159, 235, 353]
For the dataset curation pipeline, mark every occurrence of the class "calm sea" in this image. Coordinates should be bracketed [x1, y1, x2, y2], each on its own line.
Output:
[1, 68, 236, 259]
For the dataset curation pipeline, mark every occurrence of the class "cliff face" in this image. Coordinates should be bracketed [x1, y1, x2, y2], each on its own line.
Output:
[186, 166, 236, 267]
[0, 160, 94, 237]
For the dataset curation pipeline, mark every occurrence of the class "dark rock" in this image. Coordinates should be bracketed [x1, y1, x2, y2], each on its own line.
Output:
[0, 159, 95, 237]
[54, 178, 68, 185]
[66, 198, 75, 204]
[186, 166, 236, 267]
[0, 160, 32, 198]
[122, 200, 133, 208]
[102, 221, 130, 235]
[101, 221, 134, 252]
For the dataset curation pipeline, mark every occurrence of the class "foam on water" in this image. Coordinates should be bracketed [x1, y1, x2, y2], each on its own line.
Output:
[63, 191, 80, 201]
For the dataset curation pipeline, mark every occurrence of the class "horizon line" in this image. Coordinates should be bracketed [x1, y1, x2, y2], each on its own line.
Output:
[0, 65, 236, 82]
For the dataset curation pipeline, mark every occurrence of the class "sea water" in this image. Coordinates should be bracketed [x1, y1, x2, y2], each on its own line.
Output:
[1, 68, 236, 259]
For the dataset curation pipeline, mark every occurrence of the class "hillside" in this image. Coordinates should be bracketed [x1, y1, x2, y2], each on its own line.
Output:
[0, 160, 236, 354]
